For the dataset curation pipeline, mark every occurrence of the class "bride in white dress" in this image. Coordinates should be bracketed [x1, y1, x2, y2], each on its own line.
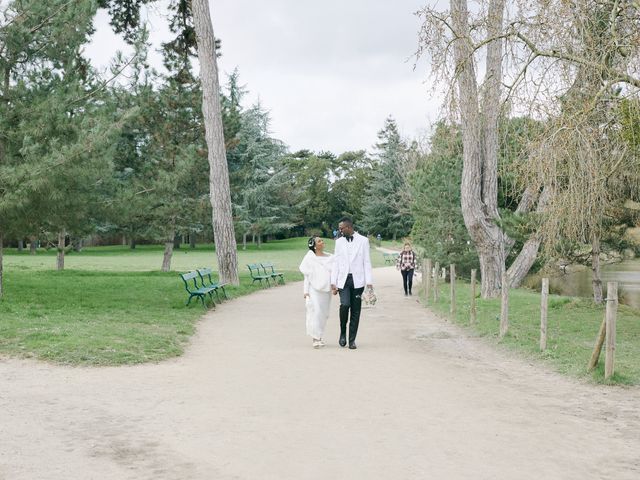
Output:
[298, 236, 334, 348]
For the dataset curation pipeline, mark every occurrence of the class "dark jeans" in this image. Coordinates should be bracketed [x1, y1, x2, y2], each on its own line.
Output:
[401, 269, 414, 294]
[338, 274, 364, 344]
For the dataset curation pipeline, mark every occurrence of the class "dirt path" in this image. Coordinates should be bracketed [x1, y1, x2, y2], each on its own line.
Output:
[1, 267, 639, 479]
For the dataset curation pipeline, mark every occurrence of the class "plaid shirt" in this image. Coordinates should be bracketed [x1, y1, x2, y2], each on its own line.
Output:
[396, 250, 417, 271]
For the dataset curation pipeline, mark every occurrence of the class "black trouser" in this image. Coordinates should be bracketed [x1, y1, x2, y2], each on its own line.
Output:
[401, 269, 414, 294]
[338, 274, 364, 345]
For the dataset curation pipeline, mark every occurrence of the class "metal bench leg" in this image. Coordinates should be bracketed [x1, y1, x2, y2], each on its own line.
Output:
[207, 291, 216, 308]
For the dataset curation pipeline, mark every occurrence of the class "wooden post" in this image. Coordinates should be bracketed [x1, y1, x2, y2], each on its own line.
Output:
[540, 278, 549, 351]
[470, 269, 477, 325]
[499, 271, 509, 338]
[424, 258, 432, 305]
[433, 261, 439, 302]
[605, 282, 618, 380]
[449, 264, 456, 318]
[587, 318, 606, 371]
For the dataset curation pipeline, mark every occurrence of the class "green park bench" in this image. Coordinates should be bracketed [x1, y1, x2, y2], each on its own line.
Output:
[383, 252, 399, 265]
[261, 262, 285, 285]
[179, 271, 217, 308]
[247, 263, 273, 287]
[197, 268, 228, 303]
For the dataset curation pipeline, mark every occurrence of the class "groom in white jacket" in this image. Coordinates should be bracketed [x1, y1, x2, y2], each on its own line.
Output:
[330, 217, 373, 349]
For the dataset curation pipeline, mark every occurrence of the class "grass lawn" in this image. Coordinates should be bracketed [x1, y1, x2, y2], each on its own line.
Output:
[0, 238, 389, 365]
[4, 237, 388, 271]
[422, 280, 640, 385]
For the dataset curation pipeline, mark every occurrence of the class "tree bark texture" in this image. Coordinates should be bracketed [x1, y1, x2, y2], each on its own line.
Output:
[192, 0, 239, 286]
[162, 220, 176, 273]
[29, 237, 37, 255]
[506, 187, 552, 288]
[451, 0, 507, 298]
[591, 234, 603, 304]
[57, 229, 66, 271]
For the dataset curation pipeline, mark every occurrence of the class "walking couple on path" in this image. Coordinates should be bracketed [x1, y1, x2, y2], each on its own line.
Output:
[298, 217, 373, 350]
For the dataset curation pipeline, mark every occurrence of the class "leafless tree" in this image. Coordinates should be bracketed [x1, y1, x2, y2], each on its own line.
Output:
[416, 0, 640, 298]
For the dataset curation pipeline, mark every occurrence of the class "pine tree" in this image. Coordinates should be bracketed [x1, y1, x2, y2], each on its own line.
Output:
[361, 117, 415, 239]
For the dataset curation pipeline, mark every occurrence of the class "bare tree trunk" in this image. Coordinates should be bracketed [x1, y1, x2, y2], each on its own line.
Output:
[591, 233, 603, 304]
[0, 231, 4, 299]
[57, 229, 66, 271]
[451, 0, 507, 298]
[242, 232, 247, 250]
[29, 236, 37, 255]
[192, 0, 239, 286]
[17, 240, 23, 252]
[190, 233, 196, 249]
[162, 221, 176, 273]
[257, 235, 261, 249]
[130, 237, 136, 249]
[507, 187, 552, 287]
[481, 0, 505, 219]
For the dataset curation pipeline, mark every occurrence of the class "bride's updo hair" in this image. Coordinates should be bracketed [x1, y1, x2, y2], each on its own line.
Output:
[308, 236, 317, 253]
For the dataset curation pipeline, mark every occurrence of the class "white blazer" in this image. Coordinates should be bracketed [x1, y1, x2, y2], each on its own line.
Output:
[330, 232, 373, 289]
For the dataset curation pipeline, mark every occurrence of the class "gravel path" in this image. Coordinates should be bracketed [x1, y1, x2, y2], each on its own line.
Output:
[1, 266, 639, 479]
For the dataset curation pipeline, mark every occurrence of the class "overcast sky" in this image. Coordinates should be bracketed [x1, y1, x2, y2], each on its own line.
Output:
[86, 0, 439, 154]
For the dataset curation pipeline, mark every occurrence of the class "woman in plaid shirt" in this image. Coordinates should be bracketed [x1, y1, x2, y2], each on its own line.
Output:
[396, 243, 418, 296]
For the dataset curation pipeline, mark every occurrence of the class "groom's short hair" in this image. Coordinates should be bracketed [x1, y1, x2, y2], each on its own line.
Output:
[339, 216, 353, 227]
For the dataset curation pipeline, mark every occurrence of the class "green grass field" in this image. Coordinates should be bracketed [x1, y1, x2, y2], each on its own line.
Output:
[0, 238, 387, 365]
[423, 280, 640, 385]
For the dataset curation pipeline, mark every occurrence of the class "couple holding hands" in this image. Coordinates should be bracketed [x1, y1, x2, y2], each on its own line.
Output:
[298, 217, 373, 350]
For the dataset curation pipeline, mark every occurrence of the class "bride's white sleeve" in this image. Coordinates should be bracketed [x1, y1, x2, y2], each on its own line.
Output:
[303, 275, 310, 295]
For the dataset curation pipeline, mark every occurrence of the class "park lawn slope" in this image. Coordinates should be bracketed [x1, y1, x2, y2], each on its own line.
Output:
[425, 281, 640, 385]
[0, 269, 301, 366]
[0, 239, 386, 366]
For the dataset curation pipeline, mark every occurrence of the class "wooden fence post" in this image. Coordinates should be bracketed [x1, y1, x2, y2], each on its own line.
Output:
[470, 269, 477, 325]
[450, 264, 456, 318]
[587, 318, 606, 371]
[433, 261, 440, 302]
[605, 282, 618, 380]
[424, 258, 432, 304]
[499, 271, 509, 338]
[540, 278, 549, 351]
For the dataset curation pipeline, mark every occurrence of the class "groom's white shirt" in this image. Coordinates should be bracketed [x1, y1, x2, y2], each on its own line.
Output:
[330, 231, 373, 289]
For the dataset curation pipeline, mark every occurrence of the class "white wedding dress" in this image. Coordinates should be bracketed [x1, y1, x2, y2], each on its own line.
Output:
[299, 251, 333, 339]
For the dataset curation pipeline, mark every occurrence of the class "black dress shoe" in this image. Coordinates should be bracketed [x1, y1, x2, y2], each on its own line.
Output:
[339, 335, 347, 347]
[348, 343, 357, 350]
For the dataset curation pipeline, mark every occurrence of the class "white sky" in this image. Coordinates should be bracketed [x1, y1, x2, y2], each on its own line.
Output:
[86, 0, 440, 154]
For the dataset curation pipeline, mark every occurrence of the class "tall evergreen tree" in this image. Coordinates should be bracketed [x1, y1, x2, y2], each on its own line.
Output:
[232, 102, 291, 247]
[410, 122, 478, 275]
[361, 117, 415, 239]
[1, 0, 122, 274]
